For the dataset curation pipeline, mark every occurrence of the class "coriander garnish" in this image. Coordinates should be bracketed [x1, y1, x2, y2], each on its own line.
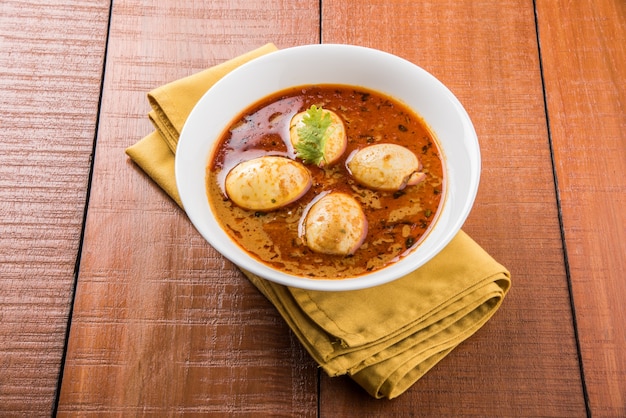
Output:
[294, 105, 333, 166]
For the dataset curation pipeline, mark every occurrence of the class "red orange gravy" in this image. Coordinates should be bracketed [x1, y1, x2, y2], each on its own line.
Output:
[206, 85, 444, 279]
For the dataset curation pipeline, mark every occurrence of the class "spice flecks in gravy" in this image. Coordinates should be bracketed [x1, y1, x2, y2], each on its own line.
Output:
[207, 85, 445, 279]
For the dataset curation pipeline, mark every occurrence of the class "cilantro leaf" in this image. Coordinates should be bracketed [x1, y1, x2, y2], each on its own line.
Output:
[295, 105, 333, 165]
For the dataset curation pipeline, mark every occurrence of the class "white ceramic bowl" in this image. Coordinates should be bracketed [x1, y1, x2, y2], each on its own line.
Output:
[176, 44, 480, 291]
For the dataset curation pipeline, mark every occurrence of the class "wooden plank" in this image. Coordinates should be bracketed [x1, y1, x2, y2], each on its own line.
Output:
[319, 0, 587, 415]
[0, 0, 109, 415]
[536, 0, 626, 416]
[56, 0, 320, 414]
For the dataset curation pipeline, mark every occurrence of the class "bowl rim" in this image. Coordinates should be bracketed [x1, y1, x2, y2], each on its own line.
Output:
[176, 43, 480, 291]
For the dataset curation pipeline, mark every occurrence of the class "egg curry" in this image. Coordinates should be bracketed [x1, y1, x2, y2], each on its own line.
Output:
[206, 85, 445, 279]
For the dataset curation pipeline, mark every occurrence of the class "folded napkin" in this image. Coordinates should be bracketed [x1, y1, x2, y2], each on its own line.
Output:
[126, 44, 511, 399]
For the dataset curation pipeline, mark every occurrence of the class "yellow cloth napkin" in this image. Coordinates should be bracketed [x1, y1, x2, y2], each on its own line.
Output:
[126, 44, 511, 399]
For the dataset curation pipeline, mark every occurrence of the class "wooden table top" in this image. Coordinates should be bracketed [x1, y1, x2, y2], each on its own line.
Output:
[1, 0, 624, 416]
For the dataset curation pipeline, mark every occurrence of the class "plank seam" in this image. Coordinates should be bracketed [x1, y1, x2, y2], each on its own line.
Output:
[532, 1, 591, 416]
[319, 0, 323, 44]
[51, 0, 115, 415]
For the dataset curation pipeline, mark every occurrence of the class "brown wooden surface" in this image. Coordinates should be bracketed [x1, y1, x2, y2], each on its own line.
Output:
[0, 0, 110, 415]
[1, 0, 623, 416]
[536, 1, 626, 415]
[319, 1, 585, 415]
[55, 1, 320, 416]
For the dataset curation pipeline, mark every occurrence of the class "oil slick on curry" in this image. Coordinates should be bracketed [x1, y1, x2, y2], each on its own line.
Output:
[206, 85, 445, 279]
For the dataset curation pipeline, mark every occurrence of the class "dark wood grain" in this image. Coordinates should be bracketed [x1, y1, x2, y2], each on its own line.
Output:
[56, 0, 320, 415]
[320, 0, 587, 416]
[536, 0, 626, 416]
[0, 0, 109, 415]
